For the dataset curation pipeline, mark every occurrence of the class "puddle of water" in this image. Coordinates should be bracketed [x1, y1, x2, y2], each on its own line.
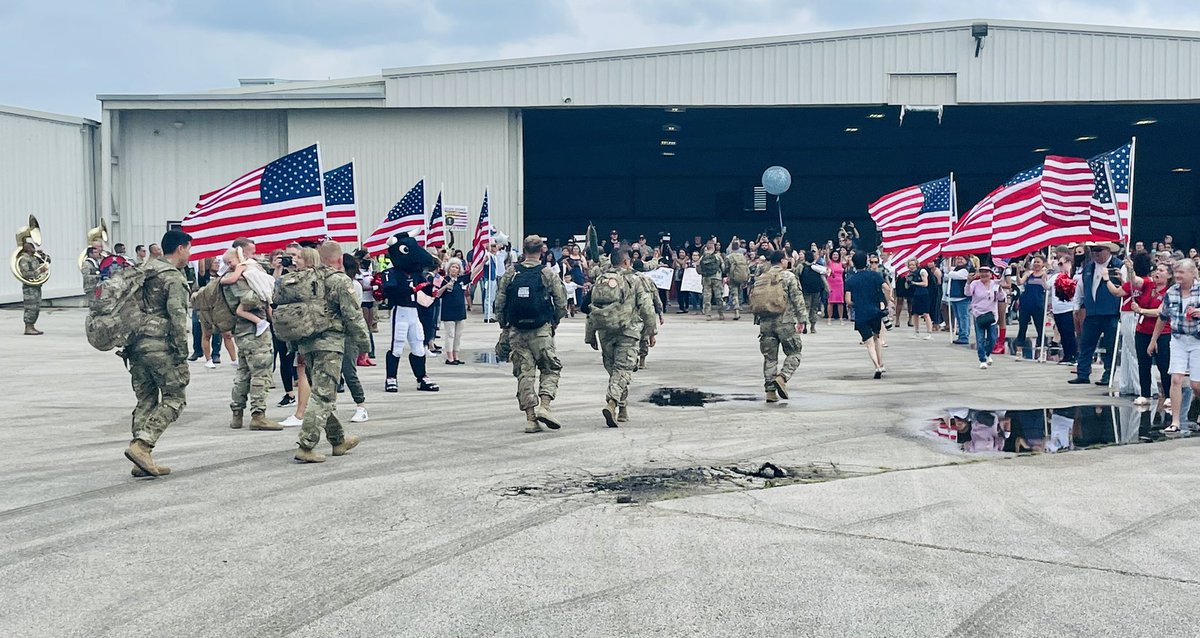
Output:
[646, 387, 760, 407]
[932, 404, 1194, 455]
[473, 351, 506, 365]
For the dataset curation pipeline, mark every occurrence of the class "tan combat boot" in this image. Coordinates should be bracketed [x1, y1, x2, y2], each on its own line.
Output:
[230, 410, 244, 429]
[765, 389, 779, 403]
[524, 408, 543, 434]
[249, 412, 283, 431]
[617, 405, 629, 422]
[124, 440, 168, 477]
[132, 465, 170, 477]
[602, 399, 619, 428]
[535, 395, 561, 430]
[24, 324, 43, 335]
[295, 447, 326, 463]
[637, 355, 646, 370]
[774, 375, 790, 400]
[332, 435, 361, 456]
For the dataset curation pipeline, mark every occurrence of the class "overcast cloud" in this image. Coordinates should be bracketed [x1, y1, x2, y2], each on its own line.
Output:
[3, 0, 1199, 117]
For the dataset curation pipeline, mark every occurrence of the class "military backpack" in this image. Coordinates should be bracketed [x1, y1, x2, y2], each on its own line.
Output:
[749, 269, 790, 317]
[588, 270, 634, 332]
[698, 252, 721, 277]
[727, 253, 750, 285]
[272, 268, 333, 342]
[192, 279, 236, 333]
[505, 264, 554, 330]
[85, 265, 166, 351]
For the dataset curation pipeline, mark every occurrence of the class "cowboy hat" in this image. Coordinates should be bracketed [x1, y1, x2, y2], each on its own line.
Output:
[1086, 241, 1120, 251]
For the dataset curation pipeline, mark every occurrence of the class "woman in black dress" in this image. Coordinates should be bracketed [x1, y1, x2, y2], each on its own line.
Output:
[436, 258, 471, 365]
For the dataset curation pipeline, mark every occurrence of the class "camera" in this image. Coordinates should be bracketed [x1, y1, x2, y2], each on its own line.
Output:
[280, 255, 294, 268]
[1107, 267, 1122, 281]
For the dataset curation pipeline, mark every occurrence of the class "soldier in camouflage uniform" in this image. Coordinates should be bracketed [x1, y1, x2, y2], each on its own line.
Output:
[636, 274, 663, 369]
[81, 246, 102, 303]
[495, 235, 568, 434]
[698, 243, 727, 320]
[753, 250, 809, 403]
[220, 241, 283, 431]
[16, 241, 44, 335]
[293, 242, 372, 463]
[586, 248, 658, 427]
[123, 230, 193, 477]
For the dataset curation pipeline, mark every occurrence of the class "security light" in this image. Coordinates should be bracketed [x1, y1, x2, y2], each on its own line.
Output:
[844, 127, 859, 133]
[1075, 135, 1097, 141]
[1133, 118, 1157, 126]
[1171, 167, 1192, 173]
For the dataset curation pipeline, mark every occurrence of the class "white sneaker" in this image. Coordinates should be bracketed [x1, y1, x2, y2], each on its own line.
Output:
[255, 319, 270, 337]
[351, 407, 369, 423]
[1132, 397, 1151, 406]
[280, 415, 303, 427]
[204, 360, 217, 369]
[229, 359, 238, 366]
[980, 362, 989, 369]
[986, 356, 993, 365]
[922, 335, 933, 341]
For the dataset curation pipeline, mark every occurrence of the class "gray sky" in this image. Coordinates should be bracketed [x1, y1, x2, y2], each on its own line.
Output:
[4, 0, 1199, 117]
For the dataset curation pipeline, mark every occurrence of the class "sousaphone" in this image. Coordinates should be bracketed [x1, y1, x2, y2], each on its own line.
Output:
[79, 219, 108, 268]
[12, 215, 51, 286]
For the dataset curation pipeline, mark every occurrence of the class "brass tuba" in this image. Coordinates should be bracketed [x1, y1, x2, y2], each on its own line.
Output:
[78, 219, 108, 269]
[12, 215, 51, 286]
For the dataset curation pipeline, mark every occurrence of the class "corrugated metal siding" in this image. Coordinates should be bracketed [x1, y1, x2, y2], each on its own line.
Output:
[114, 110, 285, 250]
[385, 25, 1200, 107]
[0, 111, 96, 303]
[888, 74, 958, 105]
[286, 108, 521, 245]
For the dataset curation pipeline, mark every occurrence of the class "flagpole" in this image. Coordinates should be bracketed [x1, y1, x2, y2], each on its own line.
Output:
[947, 173, 957, 343]
[1106, 138, 1135, 397]
[349, 157, 360, 247]
[315, 142, 327, 241]
[1124, 136, 1137, 243]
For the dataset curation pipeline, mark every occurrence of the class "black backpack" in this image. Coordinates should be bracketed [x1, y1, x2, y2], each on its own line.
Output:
[505, 264, 554, 330]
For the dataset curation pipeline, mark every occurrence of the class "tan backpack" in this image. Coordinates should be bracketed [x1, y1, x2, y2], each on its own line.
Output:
[749, 269, 790, 317]
[272, 268, 333, 342]
[192, 280, 236, 333]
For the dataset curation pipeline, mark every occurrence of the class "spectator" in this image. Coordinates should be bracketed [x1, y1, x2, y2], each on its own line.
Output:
[673, 249, 690, 313]
[337, 251, 369, 424]
[968, 267, 1004, 369]
[946, 255, 973, 345]
[907, 258, 935, 339]
[436, 258, 470, 365]
[1069, 242, 1123, 386]
[480, 241, 503, 323]
[1152, 259, 1200, 433]
[1051, 250, 1080, 366]
[825, 250, 846, 324]
[1014, 254, 1050, 360]
[1123, 259, 1173, 408]
[845, 251, 887, 378]
[794, 250, 824, 333]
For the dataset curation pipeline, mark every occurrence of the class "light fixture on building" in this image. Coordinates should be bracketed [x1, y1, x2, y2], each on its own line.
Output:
[972, 22, 989, 57]
[172, 121, 184, 129]
[662, 123, 681, 132]
[844, 127, 859, 133]
[1033, 147, 1051, 152]
[1074, 135, 1097, 141]
[660, 139, 677, 146]
[661, 151, 676, 157]
[1171, 167, 1192, 173]
[665, 107, 685, 113]
[867, 113, 885, 119]
[1133, 118, 1157, 126]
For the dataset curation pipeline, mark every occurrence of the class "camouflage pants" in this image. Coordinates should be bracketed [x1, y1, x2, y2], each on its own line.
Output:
[727, 285, 743, 312]
[128, 350, 189, 446]
[638, 336, 650, 359]
[22, 285, 40, 325]
[230, 331, 273, 414]
[759, 316, 803, 391]
[297, 349, 347, 450]
[600, 333, 639, 405]
[702, 277, 723, 316]
[802, 293, 821, 328]
[509, 325, 562, 411]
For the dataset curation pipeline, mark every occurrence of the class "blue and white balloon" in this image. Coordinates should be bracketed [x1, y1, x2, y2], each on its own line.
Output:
[761, 166, 792, 195]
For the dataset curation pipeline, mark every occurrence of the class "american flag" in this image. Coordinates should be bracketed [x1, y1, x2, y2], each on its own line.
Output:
[426, 192, 446, 248]
[469, 190, 493, 284]
[362, 180, 425, 256]
[323, 162, 358, 246]
[942, 186, 1002, 256]
[875, 177, 953, 277]
[182, 144, 326, 261]
[1089, 143, 1132, 240]
[991, 165, 1092, 259]
[1040, 155, 1094, 226]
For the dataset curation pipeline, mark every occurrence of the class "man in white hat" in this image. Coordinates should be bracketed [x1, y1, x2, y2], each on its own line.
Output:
[1069, 242, 1123, 386]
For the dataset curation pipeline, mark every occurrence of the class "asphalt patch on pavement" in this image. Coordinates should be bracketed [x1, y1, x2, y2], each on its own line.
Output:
[501, 461, 857, 503]
[646, 387, 760, 406]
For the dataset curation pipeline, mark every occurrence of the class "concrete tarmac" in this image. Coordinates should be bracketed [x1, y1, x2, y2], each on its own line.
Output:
[1, 306, 1197, 637]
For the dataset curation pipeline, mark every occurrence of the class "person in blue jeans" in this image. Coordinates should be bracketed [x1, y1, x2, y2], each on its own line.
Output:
[1069, 242, 1123, 385]
[945, 256, 973, 344]
[967, 267, 1004, 368]
[1015, 255, 1050, 360]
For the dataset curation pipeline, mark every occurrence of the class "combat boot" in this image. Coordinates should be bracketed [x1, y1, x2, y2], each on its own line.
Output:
[535, 395, 561, 430]
[294, 447, 326, 463]
[332, 435, 361, 456]
[617, 405, 629, 422]
[524, 408, 543, 434]
[765, 389, 779, 403]
[718, 311, 726, 321]
[124, 440, 168, 477]
[774, 375, 790, 400]
[602, 399, 619, 428]
[637, 355, 646, 370]
[229, 410, 244, 429]
[249, 412, 283, 431]
[132, 464, 170, 477]
[24, 324, 43, 335]
[733, 310, 741, 321]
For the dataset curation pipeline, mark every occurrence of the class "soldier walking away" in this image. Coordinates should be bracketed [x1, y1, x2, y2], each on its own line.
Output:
[15, 240, 46, 335]
[749, 251, 808, 402]
[726, 250, 750, 320]
[586, 248, 658, 426]
[495, 235, 568, 433]
[122, 230, 193, 477]
[636, 273, 664, 369]
[289, 242, 372, 463]
[698, 242, 726, 320]
[221, 238, 283, 432]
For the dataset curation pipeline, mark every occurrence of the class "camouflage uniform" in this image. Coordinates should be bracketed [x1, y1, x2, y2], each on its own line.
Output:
[586, 267, 658, 406]
[81, 257, 101, 303]
[224, 280, 272, 415]
[16, 253, 42, 326]
[495, 259, 568, 411]
[755, 266, 808, 391]
[295, 267, 371, 451]
[126, 257, 191, 446]
[637, 274, 663, 362]
[726, 252, 749, 314]
[699, 252, 726, 318]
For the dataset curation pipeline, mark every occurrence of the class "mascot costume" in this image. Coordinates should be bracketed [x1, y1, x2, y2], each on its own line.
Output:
[381, 232, 441, 392]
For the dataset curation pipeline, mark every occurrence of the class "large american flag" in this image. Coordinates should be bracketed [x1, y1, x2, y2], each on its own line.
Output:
[1089, 143, 1132, 240]
[182, 144, 326, 261]
[426, 192, 446, 248]
[469, 190, 493, 284]
[874, 177, 953, 277]
[363, 180, 425, 256]
[991, 165, 1092, 259]
[323, 162, 358, 246]
[941, 185, 1002, 256]
[1040, 155, 1095, 226]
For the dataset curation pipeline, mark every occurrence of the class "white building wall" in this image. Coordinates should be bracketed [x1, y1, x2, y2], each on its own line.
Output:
[113, 110, 286, 250]
[286, 108, 522, 247]
[0, 108, 97, 303]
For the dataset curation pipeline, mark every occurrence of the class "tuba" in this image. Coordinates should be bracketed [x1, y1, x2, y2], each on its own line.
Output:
[79, 219, 108, 269]
[12, 215, 51, 286]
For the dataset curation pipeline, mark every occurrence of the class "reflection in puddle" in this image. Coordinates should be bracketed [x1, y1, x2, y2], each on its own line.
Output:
[933, 405, 1193, 454]
[647, 387, 759, 407]
[473, 351, 506, 365]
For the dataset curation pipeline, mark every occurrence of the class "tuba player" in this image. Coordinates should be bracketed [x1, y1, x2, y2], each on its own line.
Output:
[14, 224, 49, 335]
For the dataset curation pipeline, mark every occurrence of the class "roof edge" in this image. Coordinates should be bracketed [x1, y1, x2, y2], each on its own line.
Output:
[0, 104, 98, 126]
[99, 75, 386, 102]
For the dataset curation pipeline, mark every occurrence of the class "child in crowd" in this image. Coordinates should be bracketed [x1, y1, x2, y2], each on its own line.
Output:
[230, 247, 276, 336]
[563, 274, 579, 317]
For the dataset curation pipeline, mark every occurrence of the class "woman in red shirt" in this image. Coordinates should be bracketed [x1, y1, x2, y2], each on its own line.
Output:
[1122, 260, 1173, 407]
